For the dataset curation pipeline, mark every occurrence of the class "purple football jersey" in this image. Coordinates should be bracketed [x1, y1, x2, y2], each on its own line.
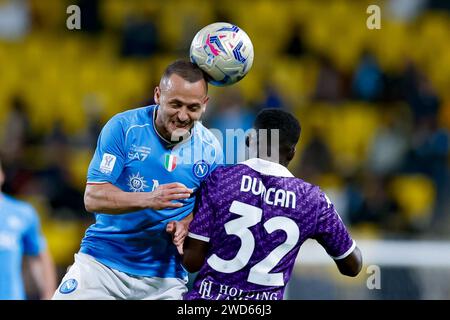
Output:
[184, 158, 355, 300]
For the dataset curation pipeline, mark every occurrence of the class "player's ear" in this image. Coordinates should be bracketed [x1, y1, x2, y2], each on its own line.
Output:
[154, 86, 161, 104]
[246, 129, 257, 148]
[287, 146, 296, 162]
[202, 96, 209, 112]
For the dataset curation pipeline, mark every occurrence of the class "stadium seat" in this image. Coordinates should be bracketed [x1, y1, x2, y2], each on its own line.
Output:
[389, 175, 436, 227]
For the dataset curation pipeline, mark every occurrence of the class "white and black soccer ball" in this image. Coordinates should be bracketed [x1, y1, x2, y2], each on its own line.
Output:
[190, 22, 254, 86]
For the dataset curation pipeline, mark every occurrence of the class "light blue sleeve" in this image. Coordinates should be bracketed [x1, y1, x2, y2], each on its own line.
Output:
[22, 206, 46, 256]
[87, 116, 126, 184]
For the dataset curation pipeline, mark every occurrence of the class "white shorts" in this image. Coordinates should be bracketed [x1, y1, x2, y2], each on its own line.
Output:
[52, 253, 187, 300]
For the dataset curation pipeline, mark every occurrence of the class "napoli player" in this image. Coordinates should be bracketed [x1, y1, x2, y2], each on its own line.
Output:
[183, 109, 362, 300]
[53, 60, 223, 300]
[0, 159, 57, 299]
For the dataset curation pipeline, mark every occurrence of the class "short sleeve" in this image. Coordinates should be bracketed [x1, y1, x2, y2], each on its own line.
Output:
[87, 116, 126, 184]
[312, 190, 355, 260]
[188, 173, 218, 243]
[22, 206, 46, 256]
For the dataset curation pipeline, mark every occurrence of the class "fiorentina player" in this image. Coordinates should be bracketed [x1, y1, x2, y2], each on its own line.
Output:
[182, 108, 362, 300]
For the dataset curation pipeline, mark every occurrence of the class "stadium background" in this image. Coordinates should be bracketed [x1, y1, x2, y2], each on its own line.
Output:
[0, 0, 449, 299]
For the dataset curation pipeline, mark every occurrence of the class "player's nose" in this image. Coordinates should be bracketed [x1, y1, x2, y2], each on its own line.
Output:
[177, 109, 189, 123]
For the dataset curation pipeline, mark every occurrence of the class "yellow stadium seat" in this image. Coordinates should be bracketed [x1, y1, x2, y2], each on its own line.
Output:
[389, 175, 436, 226]
[43, 219, 86, 267]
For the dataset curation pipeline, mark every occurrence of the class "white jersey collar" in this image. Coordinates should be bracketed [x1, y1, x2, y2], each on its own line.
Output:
[241, 158, 294, 178]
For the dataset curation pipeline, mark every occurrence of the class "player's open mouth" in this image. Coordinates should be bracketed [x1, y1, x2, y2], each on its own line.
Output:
[172, 121, 190, 129]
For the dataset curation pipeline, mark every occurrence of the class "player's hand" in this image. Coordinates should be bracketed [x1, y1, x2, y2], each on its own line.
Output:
[148, 183, 193, 210]
[166, 220, 188, 255]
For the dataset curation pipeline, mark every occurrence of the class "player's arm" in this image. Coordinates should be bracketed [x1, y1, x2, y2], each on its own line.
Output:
[182, 236, 209, 272]
[24, 249, 57, 300]
[313, 191, 363, 277]
[334, 246, 362, 277]
[84, 182, 192, 214]
[22, 207, 57, 300]
[180, 173, 217, 271]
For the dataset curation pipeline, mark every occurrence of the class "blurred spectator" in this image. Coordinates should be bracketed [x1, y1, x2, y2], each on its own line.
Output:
[77, 0, 103, 34]
[0, 0, 30, 41]
[352, 51, 384, 102]
[388, 0, 427, 21]
[367, 112, 409, 175]
[298, 127, 334, 182]
[427, 0, 450, 10]
[0, 95, 33, 164]
[402, 62, 440, 122]
[284, 22, 306, 57]
[75, 94, 103, 150]
[406, 117, 449, 228]
[206, 89, 255, 164]
[120, 12, 159, 58]
[347, 172, 400, 230]
[262, 82, 285, 109]
[37, 124, 85, 218]
[312, 55, 345, 102]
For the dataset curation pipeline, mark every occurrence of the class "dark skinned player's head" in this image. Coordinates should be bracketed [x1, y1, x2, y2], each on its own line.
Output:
[249, 108, 301, 166]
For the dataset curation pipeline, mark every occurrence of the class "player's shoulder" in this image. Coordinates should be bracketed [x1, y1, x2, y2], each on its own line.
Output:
[293, 177, 321, 196]
[193, 121, 221, 146]
[205, 162, 260, 185]
[109, 105, 155, 128]
[2, 194, 37, 219]
[293, 178, 332, 209]
[202, 164, 230, 184]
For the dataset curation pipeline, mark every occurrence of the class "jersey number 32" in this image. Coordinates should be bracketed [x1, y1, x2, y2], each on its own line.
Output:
[207, 200, 300, 286]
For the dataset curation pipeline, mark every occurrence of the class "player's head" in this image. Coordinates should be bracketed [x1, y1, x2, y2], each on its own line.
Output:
[154, 60, 209, 142]
[248, 108, 301, 166]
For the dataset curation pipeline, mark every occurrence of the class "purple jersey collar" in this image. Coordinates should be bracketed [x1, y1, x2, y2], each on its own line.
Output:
[241, 158, 294, 177]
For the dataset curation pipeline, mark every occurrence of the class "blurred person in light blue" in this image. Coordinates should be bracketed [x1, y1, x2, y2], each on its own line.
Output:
[207, 88, 255, 165]
[0, 158, 57, 300]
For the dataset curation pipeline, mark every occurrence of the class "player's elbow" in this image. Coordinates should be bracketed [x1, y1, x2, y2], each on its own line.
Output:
[337, 246, 363, 277]
[182, 237, 208, 273]
[182, 256, 203, 273]
[182, 248, 204, 273]
[84, 188, 98, 213]
[341, 264, 362, 277]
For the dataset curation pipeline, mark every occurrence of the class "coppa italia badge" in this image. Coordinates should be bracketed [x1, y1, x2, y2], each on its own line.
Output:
[164, 154, 177, 172]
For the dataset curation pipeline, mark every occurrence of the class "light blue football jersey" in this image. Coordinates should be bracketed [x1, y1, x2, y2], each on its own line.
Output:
[0, 194, 46, 299]
[80, 105, 223, 278]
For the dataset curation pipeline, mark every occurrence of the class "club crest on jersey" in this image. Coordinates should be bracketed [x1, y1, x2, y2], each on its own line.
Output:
[193, 160, 210, 178]
[59, 279, 78, 294]
[164, 154, 177, 172]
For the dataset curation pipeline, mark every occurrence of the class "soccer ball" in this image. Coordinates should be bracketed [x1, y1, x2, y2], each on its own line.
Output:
[190, 22, 254, 86]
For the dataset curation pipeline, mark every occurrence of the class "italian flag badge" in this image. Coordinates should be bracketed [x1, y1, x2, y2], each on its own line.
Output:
[164, 154, 177, 172]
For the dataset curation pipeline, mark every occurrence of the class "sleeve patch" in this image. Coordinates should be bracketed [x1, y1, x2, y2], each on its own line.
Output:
[100, 153, 117, 175]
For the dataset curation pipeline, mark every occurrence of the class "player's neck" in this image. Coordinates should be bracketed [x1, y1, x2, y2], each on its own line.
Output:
[257, 156, 290, 168]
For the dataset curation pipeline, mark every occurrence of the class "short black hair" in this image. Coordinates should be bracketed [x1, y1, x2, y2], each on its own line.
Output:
[162, 59, 208, 91]
[254, 108, 301, 152]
